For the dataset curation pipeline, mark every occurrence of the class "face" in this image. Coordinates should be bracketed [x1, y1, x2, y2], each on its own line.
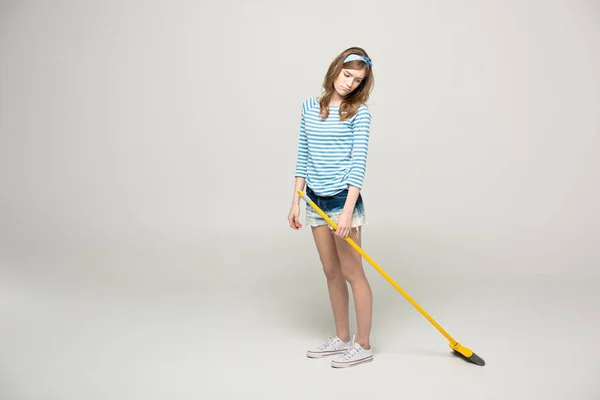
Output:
[334, 68, 366, 97]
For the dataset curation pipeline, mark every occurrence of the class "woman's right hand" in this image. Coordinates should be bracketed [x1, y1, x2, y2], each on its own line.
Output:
[288, 204, 302, 230]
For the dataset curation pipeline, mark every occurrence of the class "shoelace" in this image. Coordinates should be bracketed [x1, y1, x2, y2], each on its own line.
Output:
[339, 335, 360, 360]
[318, 336, 337, 350]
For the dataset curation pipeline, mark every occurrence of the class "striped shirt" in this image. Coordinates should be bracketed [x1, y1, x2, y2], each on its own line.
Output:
[294, 97, 372, 197]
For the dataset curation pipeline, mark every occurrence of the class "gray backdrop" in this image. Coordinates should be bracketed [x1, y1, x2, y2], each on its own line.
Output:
[1, 1, 599, 399]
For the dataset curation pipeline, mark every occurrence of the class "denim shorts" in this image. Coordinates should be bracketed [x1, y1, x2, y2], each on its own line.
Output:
[304, 186, 366, 228]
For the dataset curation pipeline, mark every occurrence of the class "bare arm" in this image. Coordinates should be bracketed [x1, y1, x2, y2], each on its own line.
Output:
[342, 185, 361, 215]
[292, 177, 306, 206]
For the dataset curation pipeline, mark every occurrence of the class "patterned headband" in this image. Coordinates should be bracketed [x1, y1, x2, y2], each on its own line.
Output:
[343, 53, 373, 67]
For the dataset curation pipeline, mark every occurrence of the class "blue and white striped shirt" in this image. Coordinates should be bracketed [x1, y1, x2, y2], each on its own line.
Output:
[294, 97, 372, 197]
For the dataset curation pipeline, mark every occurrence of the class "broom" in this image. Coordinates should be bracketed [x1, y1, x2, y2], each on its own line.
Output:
[297, 189, 485, 366]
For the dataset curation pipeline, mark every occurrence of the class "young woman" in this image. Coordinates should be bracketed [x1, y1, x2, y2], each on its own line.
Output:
[288, 47, 375, 368]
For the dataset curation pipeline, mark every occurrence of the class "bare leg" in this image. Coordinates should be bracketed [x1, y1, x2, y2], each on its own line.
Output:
[311, 225, 350, 342]
[334, 227, 372, 349]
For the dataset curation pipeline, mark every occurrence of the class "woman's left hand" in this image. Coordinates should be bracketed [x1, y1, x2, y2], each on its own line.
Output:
[334, 211, 353, 239]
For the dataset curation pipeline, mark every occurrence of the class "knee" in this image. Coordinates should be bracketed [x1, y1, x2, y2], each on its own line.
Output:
[322, 261, 342, 281]
[341, 263, 365, 284]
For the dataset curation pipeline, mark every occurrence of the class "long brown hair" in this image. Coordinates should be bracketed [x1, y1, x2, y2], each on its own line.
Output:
[318, 47, 374, 121]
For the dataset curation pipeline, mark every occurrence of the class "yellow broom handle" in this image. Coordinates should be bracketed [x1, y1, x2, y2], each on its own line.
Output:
[297, 189, 458, 346]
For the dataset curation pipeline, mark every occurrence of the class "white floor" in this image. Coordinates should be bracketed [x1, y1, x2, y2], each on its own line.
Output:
[1, 252, 599, 400]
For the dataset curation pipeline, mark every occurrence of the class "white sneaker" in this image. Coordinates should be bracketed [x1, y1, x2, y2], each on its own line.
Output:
[306, 336, 350, 358]
[331, 335, 373, 368]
